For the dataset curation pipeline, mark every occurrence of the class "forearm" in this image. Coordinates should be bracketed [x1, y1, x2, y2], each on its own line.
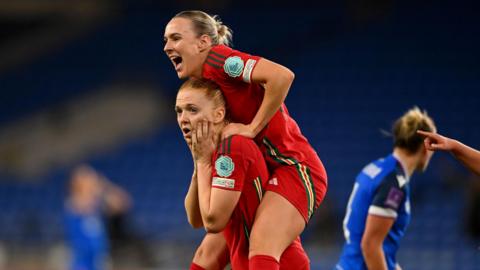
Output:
[184, 170, 203, 228]
[451, 140, 480, 175]
[196, 162, 215, 229]
[362, 245, 388, 270]
[99, 177, 131, 213]
[250, 68, 294, 136]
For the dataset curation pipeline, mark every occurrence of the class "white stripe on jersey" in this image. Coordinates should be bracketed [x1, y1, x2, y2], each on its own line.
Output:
[368, 205, 398, 218]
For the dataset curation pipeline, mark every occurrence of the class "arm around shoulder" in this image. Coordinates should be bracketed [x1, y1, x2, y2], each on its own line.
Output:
[252, 58, 295, 95]
[248, 58, 295, 136]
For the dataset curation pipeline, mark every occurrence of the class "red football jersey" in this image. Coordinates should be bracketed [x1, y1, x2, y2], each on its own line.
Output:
[211, 135, 268, 269]
[202, 45, 319, 168]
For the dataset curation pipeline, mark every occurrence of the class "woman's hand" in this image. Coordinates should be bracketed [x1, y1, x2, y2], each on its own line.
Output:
[417, 130, 453, 151]
[192, 120, 217, 165]
[221, 122, 256, 140]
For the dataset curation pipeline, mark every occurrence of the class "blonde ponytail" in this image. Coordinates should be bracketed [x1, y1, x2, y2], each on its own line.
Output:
[175, 10, 233, 46]
[392, 106, 436, 153]
[213, 15, 233, 46]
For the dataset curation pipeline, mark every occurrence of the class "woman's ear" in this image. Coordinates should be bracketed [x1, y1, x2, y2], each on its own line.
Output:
[198, 34, 212, 52]
[213, 107, 225, 124]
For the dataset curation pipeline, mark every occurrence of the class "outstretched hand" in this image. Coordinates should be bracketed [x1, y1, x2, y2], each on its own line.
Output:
[417, 130, 453, 151]
[192, 120, 217, 165]
[221, 123, 256, 140]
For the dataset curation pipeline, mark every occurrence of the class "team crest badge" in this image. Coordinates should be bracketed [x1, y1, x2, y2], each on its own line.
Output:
[215, 155, 235, 177]
[223, 56, 244, 78]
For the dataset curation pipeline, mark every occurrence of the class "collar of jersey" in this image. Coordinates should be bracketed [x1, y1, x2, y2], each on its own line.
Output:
[392, 152, 410, 183]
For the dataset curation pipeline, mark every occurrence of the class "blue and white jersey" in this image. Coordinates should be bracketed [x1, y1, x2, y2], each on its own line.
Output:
[336, 154, 411, 270]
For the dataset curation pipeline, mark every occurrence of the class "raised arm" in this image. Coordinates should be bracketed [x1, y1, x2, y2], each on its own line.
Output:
[98, 175, 131, 215]
[194, 121, 241, 233]
[196, 162, 241, 233]
[418, 130, 480, 175]
[222, 58, 294, 139]
[451, 141, 480, 175]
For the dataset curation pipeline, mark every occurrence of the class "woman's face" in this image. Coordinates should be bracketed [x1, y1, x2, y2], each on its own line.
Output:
[175, 88, 217, 146]
[164, 17, 207, 79]
[71, 167, 101, 198]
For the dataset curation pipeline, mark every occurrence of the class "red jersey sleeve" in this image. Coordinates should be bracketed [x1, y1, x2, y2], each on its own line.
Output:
[203, 45, 261, 84]
[211, 135, 251, 192]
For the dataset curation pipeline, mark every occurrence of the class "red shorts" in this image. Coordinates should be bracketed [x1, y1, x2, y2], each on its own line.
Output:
[260, 142, 328, 223]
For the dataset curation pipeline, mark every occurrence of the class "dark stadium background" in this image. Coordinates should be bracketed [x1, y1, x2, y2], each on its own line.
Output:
[0, 0, 479, 269]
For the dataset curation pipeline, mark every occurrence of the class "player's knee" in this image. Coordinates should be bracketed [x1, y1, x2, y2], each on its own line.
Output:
[248, 239, 284, 261]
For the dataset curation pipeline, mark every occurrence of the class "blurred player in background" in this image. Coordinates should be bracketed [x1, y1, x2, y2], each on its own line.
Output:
[335, 107, 437, 270]
[164, 11, 327, 269]
[64, 165, 130, 270]
[417, 130, 480, 176]
[176, 78, 309, 269]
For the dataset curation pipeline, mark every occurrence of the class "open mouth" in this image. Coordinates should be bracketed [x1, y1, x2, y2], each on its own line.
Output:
[171, 55, 183, 70]
[182, 127, 191, 137]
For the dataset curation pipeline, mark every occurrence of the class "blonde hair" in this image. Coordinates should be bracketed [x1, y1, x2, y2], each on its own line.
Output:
[392, 106, 436, 153]
[174, 10, 233, 46]
[179, 78, 227, 113]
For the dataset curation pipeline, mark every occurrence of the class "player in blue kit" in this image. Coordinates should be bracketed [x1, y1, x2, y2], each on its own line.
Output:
[64, 165, 130, 270]
[336, 107, 437, 270]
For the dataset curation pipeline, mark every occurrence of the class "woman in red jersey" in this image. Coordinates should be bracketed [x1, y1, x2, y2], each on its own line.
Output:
[176, 78, 309, 270]
[165, 11, 327, 269]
